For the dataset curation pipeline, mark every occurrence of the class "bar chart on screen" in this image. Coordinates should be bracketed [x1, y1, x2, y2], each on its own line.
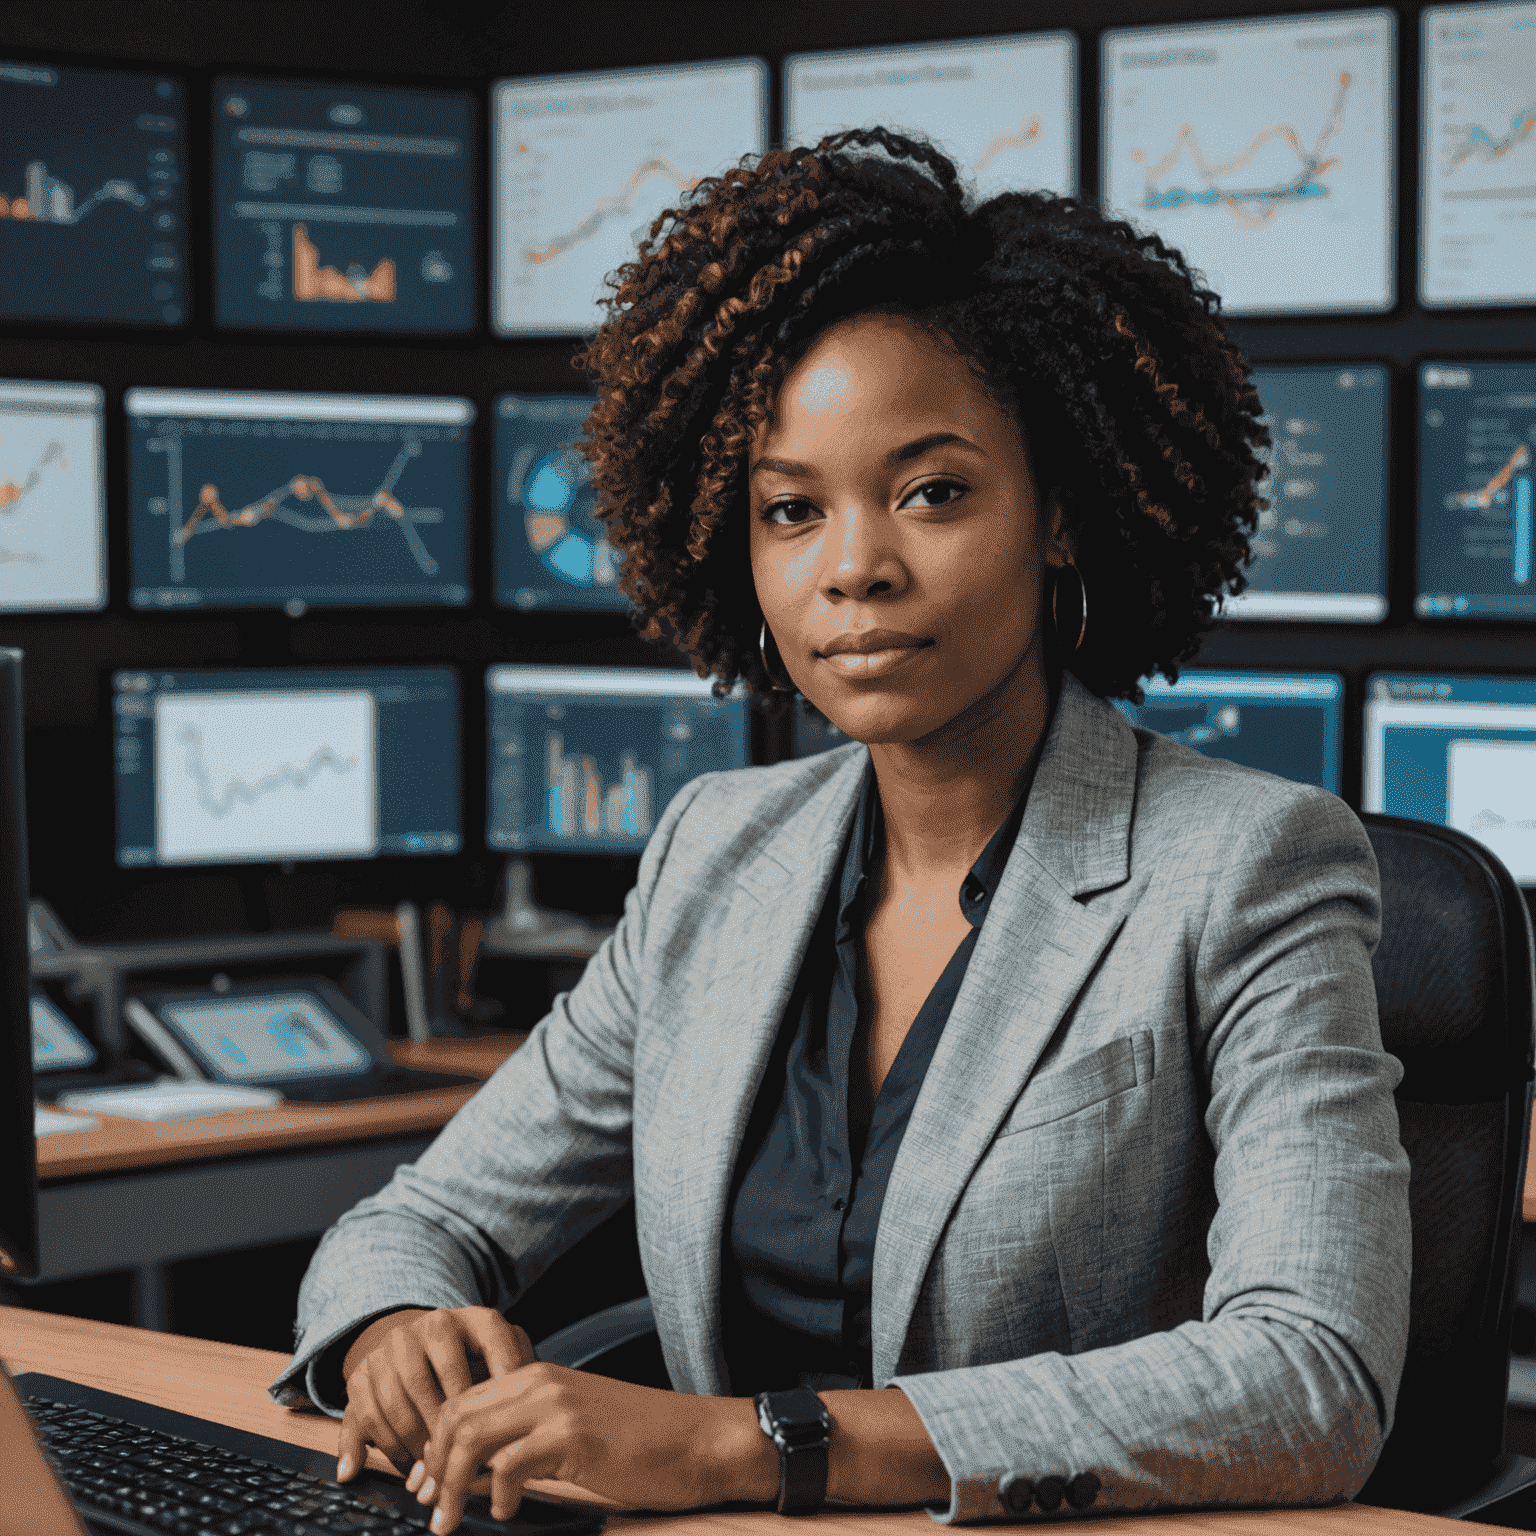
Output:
[492, 58, 767, 335]
[125, 388, 473, 612]
[0, 380, 106, 611]
[785, 33, 1077, 199]
[0, 60, 188, 325]
[1420, 2, 1536, 307]
[214, 76, 474, 333]
[1102, 10, 1395, 314]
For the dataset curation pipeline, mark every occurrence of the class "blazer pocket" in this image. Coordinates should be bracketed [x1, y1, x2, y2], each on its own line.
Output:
[997, 1030, 1154, 1136]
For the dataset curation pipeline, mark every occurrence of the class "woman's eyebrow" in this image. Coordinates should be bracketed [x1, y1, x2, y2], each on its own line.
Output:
[750, 431, 985, 480]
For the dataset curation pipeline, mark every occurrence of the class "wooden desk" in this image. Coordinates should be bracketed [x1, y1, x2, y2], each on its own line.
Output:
[27, 1036, 524, 1330]
[0, 1306, 1476, 1536]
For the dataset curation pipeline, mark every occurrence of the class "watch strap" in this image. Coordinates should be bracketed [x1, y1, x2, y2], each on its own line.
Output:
[755, 1388, 831, 1515]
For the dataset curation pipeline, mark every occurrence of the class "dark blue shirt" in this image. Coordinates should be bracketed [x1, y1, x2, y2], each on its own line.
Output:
[722, 757, 1030, 1394]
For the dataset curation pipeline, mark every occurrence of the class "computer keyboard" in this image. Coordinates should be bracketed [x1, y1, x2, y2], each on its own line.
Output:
[27, 1394, 433, 1536]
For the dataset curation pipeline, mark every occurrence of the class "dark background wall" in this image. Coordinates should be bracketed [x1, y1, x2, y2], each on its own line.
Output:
[3, 0, 1534, 1352]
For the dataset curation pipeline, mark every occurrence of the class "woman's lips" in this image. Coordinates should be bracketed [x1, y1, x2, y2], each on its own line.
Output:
[819, 644, 931, 679]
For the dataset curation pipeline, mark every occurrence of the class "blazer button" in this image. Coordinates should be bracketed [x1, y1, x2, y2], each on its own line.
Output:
[997, 1474, 1034, 1514]
[1034, 1476, 1066, 1512]
[1067, 1473, 1101, 1509]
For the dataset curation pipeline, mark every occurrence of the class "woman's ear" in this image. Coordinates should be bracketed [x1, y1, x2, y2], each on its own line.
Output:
[1044, 490, 1074, 567]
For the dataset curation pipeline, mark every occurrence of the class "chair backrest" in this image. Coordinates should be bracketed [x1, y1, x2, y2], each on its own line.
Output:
[1355, 814, 1536, 1511]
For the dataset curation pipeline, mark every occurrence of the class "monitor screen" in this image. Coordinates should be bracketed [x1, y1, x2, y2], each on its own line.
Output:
[0, 380, 105, 612]
[492, 58, 768, 337]
[1114, 670, 1344, 793]
[31, 993, 96, 1072]
[124, 388, 473, 613]
[486, 666, 749, 854]
[1417, 362, 1536, 619]
[0, 59, 188, 327]
[493, 394, 626, 611]
[1365, 674, 1536, 885]
[1420, 4, 1536, 309]
[1225, 364, 1389, 622]
[113, 666, 462, 868]
[213, 76, 475, 334]
[784, 32, 1077, 197]
[1100, 11, 1395, 316]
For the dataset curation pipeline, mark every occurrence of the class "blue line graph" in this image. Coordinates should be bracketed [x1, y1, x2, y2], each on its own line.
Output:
[177, 723, 358, 818]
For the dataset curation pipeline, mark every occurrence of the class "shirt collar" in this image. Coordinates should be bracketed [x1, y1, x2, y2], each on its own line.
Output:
[837, 757, 1031, 933]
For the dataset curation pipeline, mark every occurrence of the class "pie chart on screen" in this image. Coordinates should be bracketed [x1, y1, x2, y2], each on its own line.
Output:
[512, 444, 621, 589]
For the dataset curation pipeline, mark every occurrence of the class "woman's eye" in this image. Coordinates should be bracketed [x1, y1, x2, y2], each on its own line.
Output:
[904, 479, 965, 509]
[762, 500, 820, 526]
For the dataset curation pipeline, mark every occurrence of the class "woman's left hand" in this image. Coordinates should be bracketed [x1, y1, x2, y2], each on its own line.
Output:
[405, 1361, 773, 1533]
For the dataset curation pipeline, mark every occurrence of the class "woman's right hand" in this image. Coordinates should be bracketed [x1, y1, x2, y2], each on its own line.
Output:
[336, 1306, 536, 1482]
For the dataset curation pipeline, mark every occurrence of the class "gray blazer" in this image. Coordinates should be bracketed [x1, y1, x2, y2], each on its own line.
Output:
[272, 674, 1412, 1524]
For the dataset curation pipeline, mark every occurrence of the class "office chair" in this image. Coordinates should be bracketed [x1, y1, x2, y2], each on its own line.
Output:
[540, 814, 1536, 1525]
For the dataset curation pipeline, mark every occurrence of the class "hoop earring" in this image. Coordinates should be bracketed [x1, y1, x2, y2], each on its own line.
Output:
[759, 620, 796, 693]
[1052, 561, 1088, 653]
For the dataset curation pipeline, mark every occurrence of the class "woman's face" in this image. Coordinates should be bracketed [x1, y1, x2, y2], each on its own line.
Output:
[748, 313, 1070, 747]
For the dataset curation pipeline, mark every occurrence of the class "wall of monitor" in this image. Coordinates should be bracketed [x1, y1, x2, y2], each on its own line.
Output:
[3, 0, 1535, 959]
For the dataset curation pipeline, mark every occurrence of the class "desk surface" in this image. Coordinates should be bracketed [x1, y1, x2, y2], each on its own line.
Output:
[35, 1036, 526, 1182]
[0, 1306, 1483, 1536]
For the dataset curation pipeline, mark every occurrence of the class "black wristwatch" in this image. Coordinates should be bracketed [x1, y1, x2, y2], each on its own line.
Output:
[754, 1388, 832, 1515]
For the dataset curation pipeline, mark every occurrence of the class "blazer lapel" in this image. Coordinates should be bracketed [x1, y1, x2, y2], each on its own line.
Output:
[870, 678, 1139, 1385]
[653, 745, 867, 1396]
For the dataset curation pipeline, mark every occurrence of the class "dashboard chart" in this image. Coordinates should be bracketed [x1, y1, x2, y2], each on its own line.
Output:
[1114, 671, 1344, 792]
[114, 666, 461, 867]
[0, 379, 105, 611]
[784, 33, 1076, 199]
[1365, 674, 1536, 883]
[214, 76, 475, 333]
[1421, 4, 1536, 307]
[492, 58, 768, 336]
[1417, 361, 1536, 618]
[0, 60, 188, 326]
[1102, 11, 1395, 315]
[486, 666, 748, 853]
[493, 394, 625, 611]
[1227, 364, 1389, 622]
[125, 388, 473, 613]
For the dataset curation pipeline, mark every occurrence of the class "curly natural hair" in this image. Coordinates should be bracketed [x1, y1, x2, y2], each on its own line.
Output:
[573, 127, 1268, 705]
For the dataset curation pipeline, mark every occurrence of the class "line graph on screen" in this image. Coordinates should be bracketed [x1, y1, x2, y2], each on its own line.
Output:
[522, 155, 698, 268]
[176, 723, 359, 819]
[972, 116, 1045, 175]
[1445, 104, 1536, 172]
[0, 161, 151, 225]
[167, 441, 440, 579]
[0, 438, 65, 513]
[1450, 443, 1530, 511]
[1136, 71, 1351, 228]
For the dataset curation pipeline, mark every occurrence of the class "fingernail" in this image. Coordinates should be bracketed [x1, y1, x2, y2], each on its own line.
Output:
[419, 1478, 436, 1503]
[431, 1512, 446, 1534]
[336, 1456, 352, 1480]
[405, 1462, 424, 1493]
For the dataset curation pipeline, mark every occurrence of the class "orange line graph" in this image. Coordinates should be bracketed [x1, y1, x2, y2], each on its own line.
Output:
[973, 115, 1045, 175]
[1446, 105, 1536, 172]
[525, 157, 699, 267]
[176, 475, 404, 544]
[0, 439, 66, 512]
[293, 224, 396, 304]
[1136, 71, 1351, 229]
[1450, 443, 1531, 511]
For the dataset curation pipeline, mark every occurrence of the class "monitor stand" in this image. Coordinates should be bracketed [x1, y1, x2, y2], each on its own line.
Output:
[480, 858, 612, 959]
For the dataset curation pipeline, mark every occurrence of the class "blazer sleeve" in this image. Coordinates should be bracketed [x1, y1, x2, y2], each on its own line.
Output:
[892, 786, 1413, 1522]
[267, 774, 714, 1417]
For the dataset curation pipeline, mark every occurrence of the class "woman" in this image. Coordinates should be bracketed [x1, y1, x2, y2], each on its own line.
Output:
[271, 129, 1410, 1531]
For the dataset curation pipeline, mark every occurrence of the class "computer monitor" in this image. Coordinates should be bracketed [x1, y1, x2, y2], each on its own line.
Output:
[1224, 364, 1389, 623]
[493, 394, 627, 612]
[1419, 4, 1536, 309]
[1416, 361, 1536, 619]
[1364, 673, 1536, 886]
[0, 59, 188, 327]
[784, 32, 1077, 197]
[486, 665, 749, 854]
[491, 58, 768, 337]
[212, 75, 475, 334]
[124, 388, 473, 614]
[113, 666, 462, 869]
[1099, 11, 1395, 317]
[0, 649, 39, 1278]
[0, 380, 106, 612]
[1114, 670, 1344, 793]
